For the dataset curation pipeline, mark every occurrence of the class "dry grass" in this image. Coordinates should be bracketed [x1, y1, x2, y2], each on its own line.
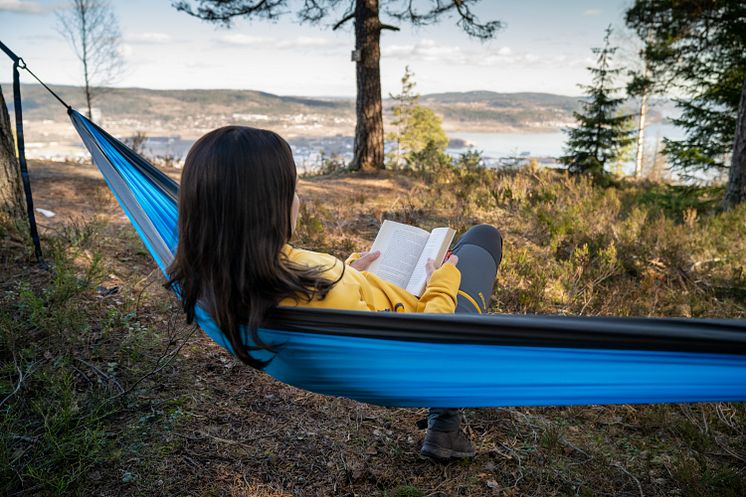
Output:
[1, 159, 745, 496]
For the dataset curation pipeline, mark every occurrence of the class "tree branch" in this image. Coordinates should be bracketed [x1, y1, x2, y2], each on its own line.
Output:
[384, 0, 501, 40]
[380, 23, 400, 32]
[332, 11, 354, 30]
[172, 0, 287, 26]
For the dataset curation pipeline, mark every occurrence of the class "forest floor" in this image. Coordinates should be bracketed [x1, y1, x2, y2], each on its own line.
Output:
[1, 159, 745, 497]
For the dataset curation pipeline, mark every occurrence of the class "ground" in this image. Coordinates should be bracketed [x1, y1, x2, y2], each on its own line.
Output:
[1, 159, 745, 497]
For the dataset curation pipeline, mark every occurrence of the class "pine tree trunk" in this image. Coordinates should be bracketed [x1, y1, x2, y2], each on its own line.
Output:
[0, 84, 27, 230]
[350, 0, 384, 172]
[723, 69, 746, 209]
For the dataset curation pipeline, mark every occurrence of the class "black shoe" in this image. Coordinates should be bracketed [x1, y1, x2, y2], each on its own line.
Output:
[420, 428, 476, 460]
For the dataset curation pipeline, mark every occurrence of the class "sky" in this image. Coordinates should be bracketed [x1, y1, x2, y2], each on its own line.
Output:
[0, 0, 636, 97]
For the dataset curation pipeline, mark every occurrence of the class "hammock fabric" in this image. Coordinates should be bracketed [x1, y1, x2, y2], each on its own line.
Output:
[67, 109, 746, 408]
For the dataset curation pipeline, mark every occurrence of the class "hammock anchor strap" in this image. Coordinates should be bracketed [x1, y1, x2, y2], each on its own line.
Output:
[1, 41, 44, 261]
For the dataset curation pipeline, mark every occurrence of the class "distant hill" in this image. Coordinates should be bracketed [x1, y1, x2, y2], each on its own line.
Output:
[7, 84, 674, 135]
[420, 91, 581, 129]
[10, 84, 353, 122]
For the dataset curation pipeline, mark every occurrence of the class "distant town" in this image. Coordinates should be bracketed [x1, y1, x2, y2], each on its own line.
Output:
[13, 83, 674, 170]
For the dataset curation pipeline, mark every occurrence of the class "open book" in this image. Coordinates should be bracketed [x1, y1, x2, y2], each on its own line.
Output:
[365, 220, 456, 297]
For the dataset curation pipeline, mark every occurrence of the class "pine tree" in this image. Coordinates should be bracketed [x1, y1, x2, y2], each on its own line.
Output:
[386, 66, 448, 170]
[386, 66, 418, 168]
[561, 26, 634, 180]
[0, 85, 27, 233]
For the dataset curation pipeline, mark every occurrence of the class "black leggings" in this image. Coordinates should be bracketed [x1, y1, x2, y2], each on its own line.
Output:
[452, 224, 503, 314]
[428, 224, 503, 432]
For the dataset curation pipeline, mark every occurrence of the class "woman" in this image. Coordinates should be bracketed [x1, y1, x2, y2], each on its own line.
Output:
[167, 126, 503, 461]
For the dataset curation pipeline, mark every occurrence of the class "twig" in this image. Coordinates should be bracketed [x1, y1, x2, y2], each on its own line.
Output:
[613, 462, 644, 497]
[715, 403, 742, 434]
[106, 324, 199, 403]
[133, 267, 160, 316]
[175, 427, 282, 450]
[74, 356, 124, 393]
[70, 363, 93, 385]
[9, 483, 44, 497]
[0, 353, 39, 409]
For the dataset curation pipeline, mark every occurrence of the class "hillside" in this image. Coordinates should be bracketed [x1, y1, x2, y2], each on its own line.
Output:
[421, 91, 579, 129]
[11, 84, 588, 133]
[13, 84, 352, 122]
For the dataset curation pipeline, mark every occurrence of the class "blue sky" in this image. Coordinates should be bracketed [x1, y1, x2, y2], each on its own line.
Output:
[0, 0, 635, 96]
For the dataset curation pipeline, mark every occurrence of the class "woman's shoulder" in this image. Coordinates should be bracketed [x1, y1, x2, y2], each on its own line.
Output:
[279, 245, 371, 310]
[282, 245, 342, 273]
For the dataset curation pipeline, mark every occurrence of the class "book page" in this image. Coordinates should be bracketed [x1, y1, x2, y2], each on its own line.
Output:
[366, 220, 430, 289]
[405, 227, 456, 297]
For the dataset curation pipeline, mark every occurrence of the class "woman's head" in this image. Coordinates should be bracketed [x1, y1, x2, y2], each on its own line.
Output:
[179, 126, 298, 248]
[167, 126, 337, 368]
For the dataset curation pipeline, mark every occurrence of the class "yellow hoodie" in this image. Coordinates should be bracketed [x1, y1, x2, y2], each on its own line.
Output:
[278, 245, 461, 313]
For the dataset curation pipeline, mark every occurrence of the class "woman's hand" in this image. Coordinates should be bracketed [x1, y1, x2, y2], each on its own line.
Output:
[349, 250, 380, 271]
[425, 254, 459, 283]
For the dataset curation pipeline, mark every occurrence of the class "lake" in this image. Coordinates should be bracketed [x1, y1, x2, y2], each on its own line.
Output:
[446, 123, 685, 172]
[133, 122, 689, 176]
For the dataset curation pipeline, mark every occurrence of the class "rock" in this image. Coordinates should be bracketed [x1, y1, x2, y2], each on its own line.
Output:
[96, 285, 120, 296]
[35, 208, 56, 218]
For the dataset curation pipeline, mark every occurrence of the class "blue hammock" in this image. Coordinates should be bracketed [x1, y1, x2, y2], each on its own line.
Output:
[67, 109, 746, 408]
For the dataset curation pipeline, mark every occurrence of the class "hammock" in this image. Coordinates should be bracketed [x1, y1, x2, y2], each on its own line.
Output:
[68, 109, 746, 408]
[2, 38, 744, 408]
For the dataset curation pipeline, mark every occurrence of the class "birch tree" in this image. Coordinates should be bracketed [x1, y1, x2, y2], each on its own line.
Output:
[57, 0, 124, 119]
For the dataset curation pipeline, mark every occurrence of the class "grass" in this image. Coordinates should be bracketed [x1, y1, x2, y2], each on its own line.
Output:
[1, 160, 745, 496]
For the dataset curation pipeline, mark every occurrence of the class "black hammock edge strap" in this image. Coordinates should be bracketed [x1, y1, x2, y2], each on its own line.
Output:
[264, 307, 746, 356]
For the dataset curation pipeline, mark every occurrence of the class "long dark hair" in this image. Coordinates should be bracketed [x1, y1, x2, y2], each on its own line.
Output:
[167, 126, 340, 368]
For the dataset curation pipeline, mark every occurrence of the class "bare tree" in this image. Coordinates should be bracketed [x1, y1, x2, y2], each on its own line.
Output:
[173, 0, 501, 171]
[57, 0, 124, 119]
[0, 85, 26, 231]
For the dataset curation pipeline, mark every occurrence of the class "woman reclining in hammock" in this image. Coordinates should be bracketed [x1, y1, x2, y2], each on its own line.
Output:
[166, 126, 503, 461]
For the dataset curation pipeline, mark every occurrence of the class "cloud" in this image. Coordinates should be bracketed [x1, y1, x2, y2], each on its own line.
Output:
[276, 36, 333, 49]
[125, 32, 173, 44]
[0, 0, 46, 14]
[383, 39, 464, 63]
[383, 39, 540, 67]
[119, 44, 134, 58]
[583, 9, 602, 16]
[217, 34, 271, 46]
[215, 34, 336, 52]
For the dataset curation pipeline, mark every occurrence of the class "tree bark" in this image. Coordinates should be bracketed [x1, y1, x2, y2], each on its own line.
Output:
[0, 84, 27, 230]
[723, 69, 746, 209]
[350, 0, 384, 171]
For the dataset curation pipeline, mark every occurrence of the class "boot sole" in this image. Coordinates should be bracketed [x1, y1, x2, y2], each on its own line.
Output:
[420, 443, 476, 461]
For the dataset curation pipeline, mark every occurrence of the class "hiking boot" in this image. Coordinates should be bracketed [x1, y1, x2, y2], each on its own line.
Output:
[420, 428, 476, 460]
